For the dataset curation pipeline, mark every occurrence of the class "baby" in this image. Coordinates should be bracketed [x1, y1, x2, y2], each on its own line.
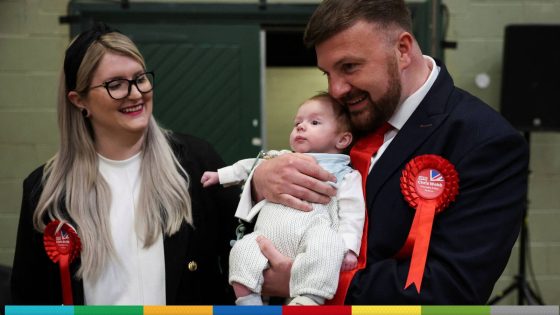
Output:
[201, 92, 365, 305]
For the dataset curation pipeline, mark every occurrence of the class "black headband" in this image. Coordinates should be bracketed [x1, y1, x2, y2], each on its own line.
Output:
[64, 22, 119, 91]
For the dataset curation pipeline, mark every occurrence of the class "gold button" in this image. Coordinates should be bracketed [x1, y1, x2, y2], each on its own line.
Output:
[187, 261, 198, 272]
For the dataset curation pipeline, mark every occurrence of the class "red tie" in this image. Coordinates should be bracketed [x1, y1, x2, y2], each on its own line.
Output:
[328, 122, 391, 305]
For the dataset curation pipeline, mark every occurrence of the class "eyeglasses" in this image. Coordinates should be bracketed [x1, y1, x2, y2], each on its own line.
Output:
[89, 71, 155, 100]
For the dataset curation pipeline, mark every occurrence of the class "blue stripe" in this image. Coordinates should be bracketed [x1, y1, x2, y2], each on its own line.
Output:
[213, 306, 282, 315]
[5, 306, 74, 315]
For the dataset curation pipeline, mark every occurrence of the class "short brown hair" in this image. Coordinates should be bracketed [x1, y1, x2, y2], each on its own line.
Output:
[304, 0, 413, 48]
[308, 92, 352, 133]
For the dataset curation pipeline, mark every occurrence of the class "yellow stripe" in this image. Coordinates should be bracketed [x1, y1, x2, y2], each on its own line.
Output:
[144, 306, 212, 315]
[352, 305, 422, 315]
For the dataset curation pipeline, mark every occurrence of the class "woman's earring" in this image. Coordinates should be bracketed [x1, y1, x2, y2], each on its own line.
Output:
[81, 108, 90, 118]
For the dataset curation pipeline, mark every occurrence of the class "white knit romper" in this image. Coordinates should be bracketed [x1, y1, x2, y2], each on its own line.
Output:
[229, 154, 351, 300]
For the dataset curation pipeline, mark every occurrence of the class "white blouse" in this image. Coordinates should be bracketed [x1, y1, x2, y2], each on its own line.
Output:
[83, 152, 166, 305]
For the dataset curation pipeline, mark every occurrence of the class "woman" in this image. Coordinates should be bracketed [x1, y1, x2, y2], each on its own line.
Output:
[11, 23, 238, 305]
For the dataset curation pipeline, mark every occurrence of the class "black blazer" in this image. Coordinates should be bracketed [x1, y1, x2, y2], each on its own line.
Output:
[11, 133, 239, 305]
[346, 61, 529, 304]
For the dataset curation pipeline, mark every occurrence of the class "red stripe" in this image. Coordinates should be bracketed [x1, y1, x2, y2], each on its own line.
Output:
[283, 306, 351, 315]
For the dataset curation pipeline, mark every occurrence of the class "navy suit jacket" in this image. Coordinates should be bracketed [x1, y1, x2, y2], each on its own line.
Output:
[346, 61, 528, 304]
[11, 133, 239, 305]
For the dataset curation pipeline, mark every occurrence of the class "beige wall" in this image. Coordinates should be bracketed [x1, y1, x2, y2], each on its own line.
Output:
[0, 0, 68, 268]
[265, 68, 326, 149]
[444, 0, 560, 304]
[1, 0, 559, 305]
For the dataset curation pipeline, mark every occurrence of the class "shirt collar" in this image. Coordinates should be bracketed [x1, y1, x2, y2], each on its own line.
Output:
[388, 56, 440, 131]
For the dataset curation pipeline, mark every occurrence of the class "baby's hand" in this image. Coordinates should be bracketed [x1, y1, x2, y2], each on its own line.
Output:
[201, 171, 219, 188]
[341, 251, 358, 271]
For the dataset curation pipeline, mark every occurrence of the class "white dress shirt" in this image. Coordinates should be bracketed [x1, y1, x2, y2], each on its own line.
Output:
[369, 56, 440, 171]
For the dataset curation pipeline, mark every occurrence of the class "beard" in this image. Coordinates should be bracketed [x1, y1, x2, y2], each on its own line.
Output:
[349, 57, 402, 135]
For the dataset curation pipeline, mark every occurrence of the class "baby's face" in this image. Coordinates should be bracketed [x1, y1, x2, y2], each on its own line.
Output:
[289, 99, 344, 154]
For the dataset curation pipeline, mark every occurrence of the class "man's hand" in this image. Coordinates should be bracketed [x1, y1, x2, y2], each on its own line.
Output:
[252, 153, 337, 211]
[257, 236, 292, 297]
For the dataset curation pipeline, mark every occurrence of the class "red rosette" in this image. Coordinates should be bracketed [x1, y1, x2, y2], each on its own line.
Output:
[44, 220, 81, 305]
[397, 154, 459, 293]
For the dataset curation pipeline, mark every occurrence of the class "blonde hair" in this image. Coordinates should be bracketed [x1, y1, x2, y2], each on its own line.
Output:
[33, 32, 192, 281]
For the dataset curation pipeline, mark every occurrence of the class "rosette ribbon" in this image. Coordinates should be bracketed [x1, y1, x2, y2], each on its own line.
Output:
[43, 220, 81, 305]
[397, 154, 458, 293]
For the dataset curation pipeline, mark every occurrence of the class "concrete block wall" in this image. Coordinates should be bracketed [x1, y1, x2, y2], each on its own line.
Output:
[0, 0, 68, 267]
[0, 0, 558, 305]
[443, 0, 560, 305]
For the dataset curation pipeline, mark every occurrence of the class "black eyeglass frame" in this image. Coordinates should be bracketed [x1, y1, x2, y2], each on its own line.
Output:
[88, 71, 155, 100]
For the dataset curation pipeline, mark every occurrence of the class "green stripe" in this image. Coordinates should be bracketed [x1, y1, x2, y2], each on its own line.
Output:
[74, 306, 143, 315]
[422, 306, 490, 315]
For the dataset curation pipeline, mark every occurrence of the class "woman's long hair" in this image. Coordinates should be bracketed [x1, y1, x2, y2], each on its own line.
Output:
[33, 32, 192, 281]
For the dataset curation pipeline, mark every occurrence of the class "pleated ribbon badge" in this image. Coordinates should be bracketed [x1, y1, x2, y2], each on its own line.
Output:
[397, 154, 459, 293]
[43, 220, 81, 305]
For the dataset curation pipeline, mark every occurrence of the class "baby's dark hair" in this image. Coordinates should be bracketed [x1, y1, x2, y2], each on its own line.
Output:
[308, 92, 353, 133]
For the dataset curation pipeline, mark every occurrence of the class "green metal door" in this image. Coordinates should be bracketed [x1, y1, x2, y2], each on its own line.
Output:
[122, 24, 261, 164]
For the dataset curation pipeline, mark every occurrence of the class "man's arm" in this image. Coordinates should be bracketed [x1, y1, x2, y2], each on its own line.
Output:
[251, 153, 337, 211]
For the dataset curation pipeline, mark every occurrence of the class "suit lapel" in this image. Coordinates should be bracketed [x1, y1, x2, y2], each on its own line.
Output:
[366, 110, 447, 206]
[366, 61, 455, 207]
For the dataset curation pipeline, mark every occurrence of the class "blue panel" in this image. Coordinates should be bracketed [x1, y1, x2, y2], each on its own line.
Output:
[5, 306, 74, 315]
[214, 306, 282, 315]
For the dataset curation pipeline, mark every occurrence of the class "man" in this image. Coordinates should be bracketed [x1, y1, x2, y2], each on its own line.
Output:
[243, 0, 528, 304]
